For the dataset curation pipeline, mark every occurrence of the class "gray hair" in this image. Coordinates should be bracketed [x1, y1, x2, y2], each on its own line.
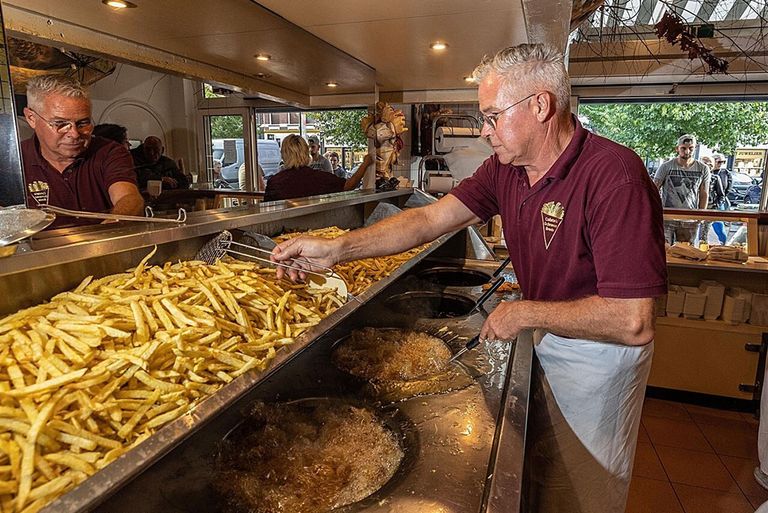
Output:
[26, 74, 89, 111]
[472, 44, 571, 113]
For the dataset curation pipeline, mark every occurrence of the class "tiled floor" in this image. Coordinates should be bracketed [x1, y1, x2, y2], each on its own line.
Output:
[626, 398, 768, 513]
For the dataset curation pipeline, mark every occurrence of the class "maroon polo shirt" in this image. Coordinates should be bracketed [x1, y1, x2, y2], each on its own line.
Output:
[264, 166, 345, 202]
[451, 116, 667, 302]
[21, 135, 137, 227]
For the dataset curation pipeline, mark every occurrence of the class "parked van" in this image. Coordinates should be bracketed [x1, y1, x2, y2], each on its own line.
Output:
[211, 139, 281, 187]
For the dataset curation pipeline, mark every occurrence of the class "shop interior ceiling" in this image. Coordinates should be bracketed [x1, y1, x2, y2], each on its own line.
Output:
[2, 0, 766, 106]
[570, 0, 768, 88]
[6, 37, 115, 94]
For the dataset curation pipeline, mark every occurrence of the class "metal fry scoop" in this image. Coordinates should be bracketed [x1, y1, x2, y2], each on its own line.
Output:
[196, 231, 349, 297]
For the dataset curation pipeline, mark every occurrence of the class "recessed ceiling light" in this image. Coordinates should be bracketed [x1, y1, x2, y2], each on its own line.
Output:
[102, 0, 137, 8]
[255, 54, 271, 61]
[464, 76, 475, 83]
[254, 72, 272, 79]
[430, 41, 448, 51]
[325, 82, 338, 88]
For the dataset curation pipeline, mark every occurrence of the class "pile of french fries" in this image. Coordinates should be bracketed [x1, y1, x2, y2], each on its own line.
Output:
[274, 227, 425, 296]
[0, 249, 342, 512]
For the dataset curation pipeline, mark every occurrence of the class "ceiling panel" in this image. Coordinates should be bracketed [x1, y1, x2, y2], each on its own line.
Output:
[257, 0, 529, 92]
[5, 0, 376, 97]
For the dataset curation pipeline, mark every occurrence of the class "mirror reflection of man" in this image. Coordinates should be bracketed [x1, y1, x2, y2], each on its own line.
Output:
[21, 74, 143, 225]
[653, 134, 710, 209]
[131, 136, 188, 190]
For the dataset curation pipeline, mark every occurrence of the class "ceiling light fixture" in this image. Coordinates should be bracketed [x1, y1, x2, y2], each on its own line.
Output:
[326, 82, 338, 88]
[464, 76, 475, 83]
[255, 54, 271, 61]
[102, 0, 137, 8]
[430, 41, 448, 51]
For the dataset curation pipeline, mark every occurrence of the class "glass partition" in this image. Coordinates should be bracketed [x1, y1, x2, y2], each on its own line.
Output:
[0, 1, 25, 206]
[579, 100, 768, 213]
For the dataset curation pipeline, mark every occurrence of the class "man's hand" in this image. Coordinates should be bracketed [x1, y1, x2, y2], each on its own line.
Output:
[271, 236, 342, 282]
[480, 301, 526, 341]
[162, 176, 178, 189]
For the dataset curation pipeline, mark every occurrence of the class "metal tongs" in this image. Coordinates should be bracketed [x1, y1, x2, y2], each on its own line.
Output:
[198, 231, 350, 296]
[449, 336, 481, 363]
[449, 258, 512, 363]
[43, 205, 187, 224]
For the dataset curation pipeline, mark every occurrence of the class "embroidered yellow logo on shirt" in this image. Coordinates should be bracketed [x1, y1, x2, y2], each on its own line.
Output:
[541, 201, 565, 250]
[28, 181, 50, 206]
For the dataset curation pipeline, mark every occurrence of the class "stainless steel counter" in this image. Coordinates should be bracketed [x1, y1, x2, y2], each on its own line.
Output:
[0, 188, 529, 513]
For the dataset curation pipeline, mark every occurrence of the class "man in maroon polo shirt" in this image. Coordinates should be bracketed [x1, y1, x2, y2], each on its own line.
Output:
[272, 44, 666, 513]
[20, 74, 143, 227]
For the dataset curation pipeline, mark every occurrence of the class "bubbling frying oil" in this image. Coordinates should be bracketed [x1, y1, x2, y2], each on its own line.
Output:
[215, 401, 403, 513]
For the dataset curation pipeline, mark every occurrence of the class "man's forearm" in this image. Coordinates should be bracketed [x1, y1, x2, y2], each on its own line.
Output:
[337, 207, 445, 262]
[486, 295, 656, 346]
[111, 192, 144, 216]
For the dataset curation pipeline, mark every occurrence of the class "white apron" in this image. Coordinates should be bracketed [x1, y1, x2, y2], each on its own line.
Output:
[528, 332, 653, 513]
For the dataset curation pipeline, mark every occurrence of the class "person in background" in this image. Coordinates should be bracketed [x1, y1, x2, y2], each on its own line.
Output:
[93, 123, 130, 150]
[653, 134, 710, 209]
[327, 151, 347, 178]
[237, 162, 266, 191]
[701, 155, 713, 169]
[713, 154, 732, 200]
[272, 43, 666, 513]
[264, 135, 371, 202]
[20, 74, 143, 225]
[307, 135, 333, 173]
[131, 136, 189, 191]
[707, 170, 728, 210]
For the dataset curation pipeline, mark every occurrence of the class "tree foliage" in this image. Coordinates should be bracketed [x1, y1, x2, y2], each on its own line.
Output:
[210, 115, 243, 139]
[310, 109, 368, 149]
[580, 102, 768, 159]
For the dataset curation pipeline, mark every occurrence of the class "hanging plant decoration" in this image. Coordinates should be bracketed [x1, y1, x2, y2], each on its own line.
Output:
[654, 10, 728, 74]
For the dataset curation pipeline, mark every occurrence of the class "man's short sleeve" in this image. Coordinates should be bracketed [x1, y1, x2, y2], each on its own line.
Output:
[653, 161, 669, 185]
[448, 157, 501, 222]
[588, 178, 667, 298]
[102, 144, 138, 189]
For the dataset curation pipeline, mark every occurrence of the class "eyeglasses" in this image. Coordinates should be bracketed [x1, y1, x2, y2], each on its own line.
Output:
[479, 93, 535, 131]
[28, 108, 93, 134]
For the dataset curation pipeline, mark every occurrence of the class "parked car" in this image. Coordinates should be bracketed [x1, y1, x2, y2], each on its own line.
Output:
[744, 177, 763, 204]
[212, 139, 281, 187]
[727, 171, 757, 202]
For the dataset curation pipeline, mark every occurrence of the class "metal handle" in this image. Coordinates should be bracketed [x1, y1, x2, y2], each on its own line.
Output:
[449, 335, 481, 363]
[465, 335, 481, 351]
[474, 277, 505, 311]
[44, 205, 186, 224]
[492, 257, 511, 277]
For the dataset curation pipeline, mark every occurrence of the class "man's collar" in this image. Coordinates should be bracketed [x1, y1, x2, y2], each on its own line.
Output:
[542, 114, 588, 181]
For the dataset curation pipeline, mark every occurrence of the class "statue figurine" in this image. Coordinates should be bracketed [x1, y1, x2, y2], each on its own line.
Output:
[361, 102, 408, 179]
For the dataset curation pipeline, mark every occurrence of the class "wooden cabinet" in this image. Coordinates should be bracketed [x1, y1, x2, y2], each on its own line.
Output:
[649, 258, 768, 401]
[650, 317, 764, 399]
